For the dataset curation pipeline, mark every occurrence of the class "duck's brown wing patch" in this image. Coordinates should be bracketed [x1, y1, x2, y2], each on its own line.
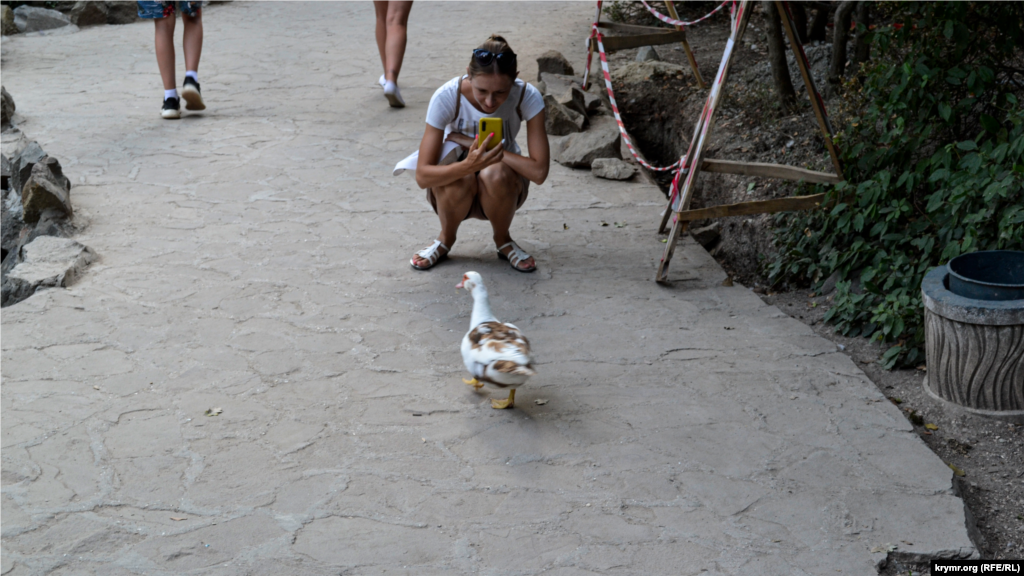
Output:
[470, 321, 522, 351]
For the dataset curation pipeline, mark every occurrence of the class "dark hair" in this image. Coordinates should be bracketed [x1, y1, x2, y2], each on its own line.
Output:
[468, 35, 518, 79]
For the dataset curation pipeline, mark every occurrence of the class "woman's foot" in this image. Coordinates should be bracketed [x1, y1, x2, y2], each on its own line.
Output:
[384, 80, 405, 108]
[411, 239, 450, 270]
[379, 74, 387, 89]
[497, 241, 536, 272]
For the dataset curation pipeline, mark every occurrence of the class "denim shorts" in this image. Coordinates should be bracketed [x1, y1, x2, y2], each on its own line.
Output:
[137, 1, 203, 19]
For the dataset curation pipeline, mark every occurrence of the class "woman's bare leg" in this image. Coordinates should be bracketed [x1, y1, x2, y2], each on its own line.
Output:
[412, 174, 476, 268]
[373, 1, 389, 76]
[478, 164, 535, 270]
[383, 1, 413, 83]
[181, 9, 203, 73]
[154, 16, 177, 91]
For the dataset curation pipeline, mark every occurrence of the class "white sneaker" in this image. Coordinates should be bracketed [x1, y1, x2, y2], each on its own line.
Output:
[161, 96, 181, 119]
[384, 80, 405, 108]
[378, 74, 386, 89]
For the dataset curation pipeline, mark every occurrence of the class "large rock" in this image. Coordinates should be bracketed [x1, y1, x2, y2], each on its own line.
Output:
[552, 115, 622, 168]
[556, 85, 588, 117]
[13, 6, 72, 33]
[543, 94, 585, 136]
[587, 81, 611, 112]
[536, 50, 574, 81]
[1, 5, 17, 35]
[591, 158, 637, 181]
[690, 222, 722, 249]
[105, 1, 139, 25]
[2, 236, 95, 307]
[540, 72, 583, 97]
[69, 1, 109, 26]
[21, 157, 72, 223]
[636, 46, 661, 62]
[11, 141, 46, 198]
[1, 86, 14, 129]
[0, 129, 30, 189]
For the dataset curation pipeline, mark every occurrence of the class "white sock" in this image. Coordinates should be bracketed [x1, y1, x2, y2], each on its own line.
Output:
[185, 71, 198, 82]
[379, 74, 386, 88]
[164, 88, 178, 99]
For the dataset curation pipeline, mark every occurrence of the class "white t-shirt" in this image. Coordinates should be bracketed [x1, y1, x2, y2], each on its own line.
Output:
[425, 75, 545, 156]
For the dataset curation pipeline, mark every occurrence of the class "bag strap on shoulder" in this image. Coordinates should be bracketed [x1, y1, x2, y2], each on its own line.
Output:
[452, 76, 463, 126]
[516, 79, 527, 122]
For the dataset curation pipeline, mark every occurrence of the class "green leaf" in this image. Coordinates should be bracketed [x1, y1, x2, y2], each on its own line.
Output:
[938, 103, 951, 121]
[956, 140, 977, 151]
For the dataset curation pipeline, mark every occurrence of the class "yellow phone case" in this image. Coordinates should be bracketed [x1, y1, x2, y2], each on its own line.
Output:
[478, 117, 503, 151]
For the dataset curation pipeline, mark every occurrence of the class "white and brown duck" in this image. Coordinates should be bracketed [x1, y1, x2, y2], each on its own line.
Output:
[456, 271, 535, 409]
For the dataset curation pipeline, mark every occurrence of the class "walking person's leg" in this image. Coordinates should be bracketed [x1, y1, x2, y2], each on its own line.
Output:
[147, 2, 180, 119]
[180, 3, 205, 110]
[380, 1, 413, 107]
[373, 1, 389, 88]
[477, 164, 536, 272]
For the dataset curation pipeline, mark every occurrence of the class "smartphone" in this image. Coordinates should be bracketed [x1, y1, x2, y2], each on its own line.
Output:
[478, 117, 503, 151]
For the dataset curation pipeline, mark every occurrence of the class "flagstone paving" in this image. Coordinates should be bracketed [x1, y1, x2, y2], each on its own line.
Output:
[1, 2, 975, 574]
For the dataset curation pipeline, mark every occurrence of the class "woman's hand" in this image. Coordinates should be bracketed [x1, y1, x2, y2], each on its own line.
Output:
[462, 133, 504, 173]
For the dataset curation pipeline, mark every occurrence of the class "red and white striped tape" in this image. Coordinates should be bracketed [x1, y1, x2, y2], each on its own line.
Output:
[593, 30, 686, 172]
[639, 0, 731, 28]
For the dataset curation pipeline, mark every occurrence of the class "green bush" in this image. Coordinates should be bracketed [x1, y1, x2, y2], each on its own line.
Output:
[766, 2, 1024, 369]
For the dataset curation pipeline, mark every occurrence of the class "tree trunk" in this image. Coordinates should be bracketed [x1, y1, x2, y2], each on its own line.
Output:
[808, 3, 830, 42]
[828, 0, 855, 86]
[764, 1, 797, 110]
[852, 1, 871, 67]
[790, 2, 808, 43]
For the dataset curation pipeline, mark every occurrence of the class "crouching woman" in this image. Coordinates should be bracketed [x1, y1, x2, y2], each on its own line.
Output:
[410, 35, 548, 272]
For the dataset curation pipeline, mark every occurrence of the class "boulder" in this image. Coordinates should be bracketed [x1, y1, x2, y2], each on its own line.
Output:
[3, 236, 95, 307]
[539, 72, 584, 98]
[105, 1, 139, 24]
[12, 141, 46, 197]
[690, 222, 721, 249]
[543, 94, 585, 136]
[552, 115, 622, 168]
[0, 128, 30, 189]
[1, 186, 24, 263]
[587, 81, 611, 112]
[636, 46, 661, 62]
[1, 6, 17, 35]
[591, 158, 637, 181]
[13, 6, 72, 33]
[1, 86, 14, 129]
[536, 50, 574, 80]
[556, 85, 588, 117]
[21, 157, 72, 223]
[69, 1, 109, 26]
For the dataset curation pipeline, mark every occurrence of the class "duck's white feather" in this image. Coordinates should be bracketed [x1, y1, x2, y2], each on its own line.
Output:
[459, 274, 535, 389]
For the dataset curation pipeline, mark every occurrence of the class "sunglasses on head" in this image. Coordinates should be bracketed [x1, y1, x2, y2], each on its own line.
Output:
[473, 49, 517, 71]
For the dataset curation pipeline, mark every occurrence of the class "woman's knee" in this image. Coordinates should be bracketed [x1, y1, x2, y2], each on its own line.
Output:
[478, 164, 518, 197]
[434, 176, 476, 204]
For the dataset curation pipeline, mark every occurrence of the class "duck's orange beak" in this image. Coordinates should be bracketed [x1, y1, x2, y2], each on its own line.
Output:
[456, 279, 465, 289]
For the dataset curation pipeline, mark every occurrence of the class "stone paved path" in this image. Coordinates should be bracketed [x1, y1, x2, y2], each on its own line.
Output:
[1, 3, 975, 574]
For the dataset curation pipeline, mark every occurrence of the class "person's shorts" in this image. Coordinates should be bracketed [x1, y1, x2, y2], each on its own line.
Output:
[137, 1, 202, 19]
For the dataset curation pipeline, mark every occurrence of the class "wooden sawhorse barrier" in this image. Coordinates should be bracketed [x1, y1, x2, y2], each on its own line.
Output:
[655, 0, 844, 283]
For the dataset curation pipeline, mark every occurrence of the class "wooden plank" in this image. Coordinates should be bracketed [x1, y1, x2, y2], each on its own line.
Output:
[589, 31, 689, 52]
[657, 0, 754, 283]
[583, 2, 601, 90]
[596, 21, 673, 35]
[700, 159, 841, 184]
[665, 1, 707, 89]
[775, 1, 844, 179]
[674, 193, 826, 222]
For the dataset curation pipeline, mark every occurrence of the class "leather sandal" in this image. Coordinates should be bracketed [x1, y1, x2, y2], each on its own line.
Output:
[497, 241, 536, 273]
[411, 239, 450, 270]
